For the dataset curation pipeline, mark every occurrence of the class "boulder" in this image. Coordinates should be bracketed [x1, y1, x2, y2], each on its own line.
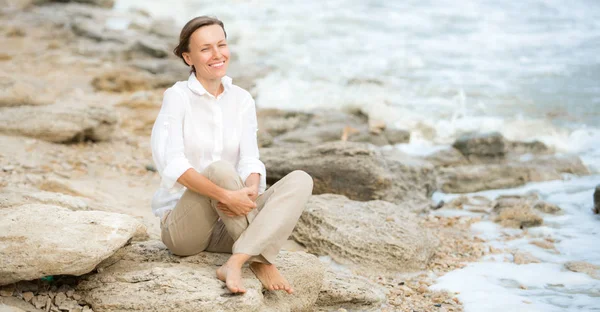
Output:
[292, 194, 439, 272]
[437, 155, 589, 193]
[494, 203, 543, 228]
[424, 148, 469, 168]
[0, 103, 117, 143]
[130, 36, 170, 59]
[493, 194, 562, 215]
[0, 204, 146, 285]
[257, 109, 313, 137]
[91, 68, 172, 92]
[594, 185, 599, 214]
[261, 141, 436, 205]
[70, 18, 124, 43]
[506, 140, 552, 155]
[80, 241, 325, 312]
[452, 132, 505, 161]
[316, 269, 386, 311]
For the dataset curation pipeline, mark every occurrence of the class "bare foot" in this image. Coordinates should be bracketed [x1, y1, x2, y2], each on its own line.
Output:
[216, 263, 246, 294]
[250, 262, 294, 294]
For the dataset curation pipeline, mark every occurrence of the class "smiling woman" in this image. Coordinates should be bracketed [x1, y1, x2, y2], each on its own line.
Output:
[150, 16, 314, 295]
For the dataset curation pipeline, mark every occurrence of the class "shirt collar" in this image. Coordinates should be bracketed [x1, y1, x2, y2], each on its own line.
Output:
[187, 73, 233, 96]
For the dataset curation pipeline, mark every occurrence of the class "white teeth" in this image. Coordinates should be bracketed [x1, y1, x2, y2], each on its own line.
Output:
[210, 62, 224, 67]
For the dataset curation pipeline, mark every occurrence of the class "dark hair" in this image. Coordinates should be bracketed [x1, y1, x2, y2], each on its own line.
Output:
[173, 16, 227, 73]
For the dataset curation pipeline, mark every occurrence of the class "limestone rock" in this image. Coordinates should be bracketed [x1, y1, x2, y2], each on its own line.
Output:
[261, 142, 436, 205]
[512, 251, 541, 265]
[80, 241, 324, 312]
[494, 203, 543, 228]
[506, 140, 551, 155]
[452, 132, 505, 161]
[0, 204, 147, 285]
[0, 296, 43, 312]
[91, 68, 171, 92]
[0, 76, 53, 107]
[564, 261, 600, 280]
[0, 103, 117, 143]
[292, 194, 439, 272]
[130, 36, 169, 58]
[316, 269, 386, 310]
[425, 148, 469, 168]
[438, 155, 589, 193]
[257, 109, 313, 137]
[594, 185, 599, 214]
[384, 128, 411, 145]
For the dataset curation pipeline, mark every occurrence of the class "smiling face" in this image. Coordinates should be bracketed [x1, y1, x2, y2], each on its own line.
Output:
[182, 24, 230, 83]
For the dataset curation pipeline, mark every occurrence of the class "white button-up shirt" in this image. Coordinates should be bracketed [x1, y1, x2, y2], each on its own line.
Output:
[150, 73, 266, 218]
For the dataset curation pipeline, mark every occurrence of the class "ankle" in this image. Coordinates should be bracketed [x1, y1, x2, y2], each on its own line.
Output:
[227, 253, 250, 267]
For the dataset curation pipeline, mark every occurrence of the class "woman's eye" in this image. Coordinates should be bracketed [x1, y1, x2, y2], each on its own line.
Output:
[201, 49, 209, 52]
[219, 44, 227, 47]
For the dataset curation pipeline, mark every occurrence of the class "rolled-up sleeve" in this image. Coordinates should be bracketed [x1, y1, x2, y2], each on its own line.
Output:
[237, 96, 267, 194]
[151, 88, 193, 190]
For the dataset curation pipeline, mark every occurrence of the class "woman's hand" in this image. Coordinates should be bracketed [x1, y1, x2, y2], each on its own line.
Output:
[217, 187, 257, 216]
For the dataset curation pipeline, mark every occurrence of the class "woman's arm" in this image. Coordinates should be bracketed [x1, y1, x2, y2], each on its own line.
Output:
[236, 96, 267, 196]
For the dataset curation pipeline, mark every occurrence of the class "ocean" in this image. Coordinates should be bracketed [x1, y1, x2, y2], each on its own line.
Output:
[114, 0, 600, 310]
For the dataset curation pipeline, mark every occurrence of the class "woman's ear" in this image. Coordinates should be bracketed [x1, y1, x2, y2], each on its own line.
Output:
[182, 52, 192, 66]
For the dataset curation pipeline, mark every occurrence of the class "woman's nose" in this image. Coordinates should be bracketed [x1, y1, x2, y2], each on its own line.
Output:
[213, 46, 222, 58]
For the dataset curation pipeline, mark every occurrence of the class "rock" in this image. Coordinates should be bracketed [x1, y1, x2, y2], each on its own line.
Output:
[22, 292, 34, 302]
[384, 128, 411, 145]
[530, 240, 555, 250]
[564, 261, 600, 280]
[258, 129, 274, 147]
[0, 204, 146, 286]
[316, 269, 386, 310]
[147, 18, 179, 39]
[292, 194, 439, 272]
[116, 91, 162, 135]
[437, 155, 589, 193]
[452, 132, 505, 161]
[79, 241, 324, 312]
[130, 36, 169, 58]
[512, 251, 541, 265]
[532, 201, 562, 215]
[0, 103, 117, 143]
[506, 140, 552, 155]
[594, 185, 600, 214]
[0, 76, 54, 107]
[262, 142, 436, 205]
[424, 148, 469, 168]
[0, 296, 43, 312]
[70, 18, 111, 42]
[34, 0, 115, 8]
[91, 68, 171, 92]
[257, 109, 313, 137]
[494, 203, 543, 228]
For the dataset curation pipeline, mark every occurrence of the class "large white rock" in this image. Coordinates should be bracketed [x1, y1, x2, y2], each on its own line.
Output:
[292, 194, 439, 272]
[79, 241, 325, 312]
[0, 204, 146, 285]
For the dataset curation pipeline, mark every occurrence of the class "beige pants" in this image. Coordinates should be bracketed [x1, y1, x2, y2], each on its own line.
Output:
[160, 160, 313, 264]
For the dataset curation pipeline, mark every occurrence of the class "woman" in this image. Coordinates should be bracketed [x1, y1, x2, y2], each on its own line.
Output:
[150, 16, 313, 294]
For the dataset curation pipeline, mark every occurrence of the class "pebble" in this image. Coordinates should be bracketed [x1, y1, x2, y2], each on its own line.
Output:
[417, 285, 429, 294]
[23, 291, 34, 302]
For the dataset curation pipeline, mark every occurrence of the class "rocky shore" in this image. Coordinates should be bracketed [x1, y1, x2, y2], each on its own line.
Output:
[1, 1, 597, 311]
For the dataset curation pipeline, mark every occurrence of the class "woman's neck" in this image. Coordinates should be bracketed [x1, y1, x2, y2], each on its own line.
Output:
[196, 74, 223, 97]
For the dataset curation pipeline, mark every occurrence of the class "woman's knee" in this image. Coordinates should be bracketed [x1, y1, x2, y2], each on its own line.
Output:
[289, 170, 314, 194]
[205, 160, 238, 181]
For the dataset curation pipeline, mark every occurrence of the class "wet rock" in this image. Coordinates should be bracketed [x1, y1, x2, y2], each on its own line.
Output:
[0, 204, 146, 286]
[262, 142, 436, 205]
[494, 203, 543, 228]
[594, 185, 600, 214]
[0, 103, 117, 143]
[425, 148, 469, 168]
[316, 269, 386, 310]
[564, 261, 600, 280]
[452, 132, 505, 161]
[438, 155, 589, 193]
[384, 128, 411, 145]
[512, 251, 541, 265]
[506, 140, 552, 155]
[79, 241, 324, 312]
[532, 201, 562, 215]
[292, 194, 439, 272]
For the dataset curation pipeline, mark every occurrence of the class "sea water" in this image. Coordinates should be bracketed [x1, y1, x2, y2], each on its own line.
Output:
[113, 1, 600, 310]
